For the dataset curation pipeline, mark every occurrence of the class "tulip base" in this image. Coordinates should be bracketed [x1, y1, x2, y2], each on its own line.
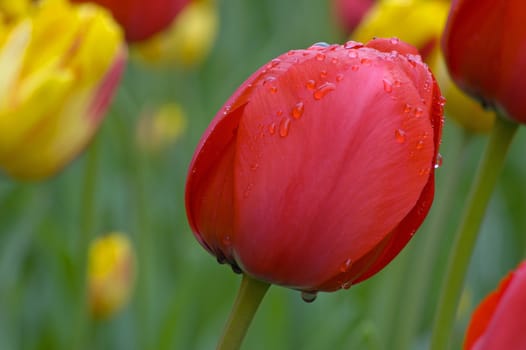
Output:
[217, 274, 270, 350]
[430, 115, 519, 350]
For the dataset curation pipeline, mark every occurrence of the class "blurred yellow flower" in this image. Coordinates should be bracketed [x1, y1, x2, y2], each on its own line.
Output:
[136, 103, 187, 153]
[88, 232, 135, 320]
[0, 0, 126, 180]
[133, 0, 218, 67]
[0, 0, 31, 22]
[352, 0, 495, 133]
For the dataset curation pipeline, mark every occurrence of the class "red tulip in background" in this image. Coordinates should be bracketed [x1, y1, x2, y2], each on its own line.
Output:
[71, 0, 190, 42]
[334, 0, 375, 34]
[464, 261, 526, 349]
[442, 0, 526, 123]
[186, 39, 444, 295]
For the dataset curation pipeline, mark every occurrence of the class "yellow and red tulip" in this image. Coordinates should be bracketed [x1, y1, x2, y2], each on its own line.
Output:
[0, 0, 126, 180]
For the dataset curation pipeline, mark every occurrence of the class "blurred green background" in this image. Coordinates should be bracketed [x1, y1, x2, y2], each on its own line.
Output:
[1, 0, 526, 349]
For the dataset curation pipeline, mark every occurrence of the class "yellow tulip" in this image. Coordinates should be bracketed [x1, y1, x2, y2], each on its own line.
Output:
[136, 103, 187, 153]
[88, 232, 135, 320]
[352, 0, 495, 133]
[133, 0, 218, 67]
[0, 0, 126, 180]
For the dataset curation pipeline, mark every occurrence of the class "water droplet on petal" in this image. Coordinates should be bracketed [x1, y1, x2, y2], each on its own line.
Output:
[435, 153, 443, 169]
[291, 101, 304, 119]
[269, 86, 278, 93]
[270, 58, 281, 67]
[341, 281, 352, 290]
[311, 42, 330, 48]
[344, 41, 363, 49]
[305, 79, 316, 90]
[351, 65, 359, 71]
[414, 107, 424, 118]
[301, 291, 318, 303]
[268, 122, 276, 135]
[360, 58, 371, 65]
[383, 79, 393, 93]
[315, 52, 326, 61]
[331, 57, 339, 64]
[339, 258, 353, 273]
[336, 73, 344, 82]
[279, 118, 291, 137]
[348, 51, 358, 59]
[416, 140, 425, 150]
[276, 110, 283, 117]
[403, 103, 412, 113]
[313, 82, 336, 100]
[319, 70, 328, 79]
[395, 129, 406, 143]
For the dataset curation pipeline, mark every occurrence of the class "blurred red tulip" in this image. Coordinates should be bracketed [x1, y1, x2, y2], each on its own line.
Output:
[185, 39, 444, 294]
[71, 0, 190, 42]
[465, 261, 526, 349]
[334, 0, 375, 34]
[442, 0, 526, 123]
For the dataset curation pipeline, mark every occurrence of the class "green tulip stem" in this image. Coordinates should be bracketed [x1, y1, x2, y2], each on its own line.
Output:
[430, 115, 519, 350]
[394, 130, 472, 350]
[217, 274, 270, 350]
[73, 138, 100, 349]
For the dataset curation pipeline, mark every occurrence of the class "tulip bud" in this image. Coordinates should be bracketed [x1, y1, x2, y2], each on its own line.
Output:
[132, 0, 218, 67]
[186, 39, 444, 295]
[442, 0, 526, 123]
[88, 232, 135, 320]
[0, 0, 126, 180]
[352, 0, 495, 133]
[464, 261, 526, 349]
[71, 0, 191, 42]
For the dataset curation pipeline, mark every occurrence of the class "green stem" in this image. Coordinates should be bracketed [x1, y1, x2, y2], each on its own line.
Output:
[217, 274, 270, 350]
[394, 130, 472, 350]
[430, 116, 518, 350]
[73, 138, 100, 349]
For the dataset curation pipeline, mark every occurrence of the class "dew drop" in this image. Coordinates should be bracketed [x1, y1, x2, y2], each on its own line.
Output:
[301, 291, 318, 303]
[393, 80, 401, 88]
[351, 64, 359, 71]
[418, 167, 431, 176]
[434, 153, 443, 169]
[339, 258, 353, 273]
[319, 70, 328, 79]
[222, 235, 232, 246]
[315, 52, 326, 61]
[276, 110, 283, 117]
[231, 263, 242, 274]
[270, 58, 281, 67]
[341, 281, 352, 290]
[344, 41, 363, 49]
[268, 122, 276, 135]
[395, 128, 406, 143]
[403, 103, 412, 113]
[416, 140, 425, 150]
[250, 163, 259, 171]
[291, 101, 304, 119]
[223, 105, 232, 115]
[383, 79, 393, 93]
[390, 37, 400, 45]
[305, 79, 316, 90]
[414, 107, 424, 118]
[331, 57, 339, 64]
[313, 82, 336, 100]
[279, 118, 291, 137]
[360, 58, 371, 65]
[336, 73, 344, 82]
[262, 76, 276, 86]
[310, 42, 330, 48]
[348, 51, 358, 59]
[269, 86, 278, 94]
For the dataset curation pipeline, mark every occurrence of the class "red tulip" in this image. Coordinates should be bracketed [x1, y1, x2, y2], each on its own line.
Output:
[333, 0, 375, 34]
[71, 0, 190, 42]
[185, 39, 444, 294]
[465, 261, 526, 349]
[442, 0, 526, 123]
